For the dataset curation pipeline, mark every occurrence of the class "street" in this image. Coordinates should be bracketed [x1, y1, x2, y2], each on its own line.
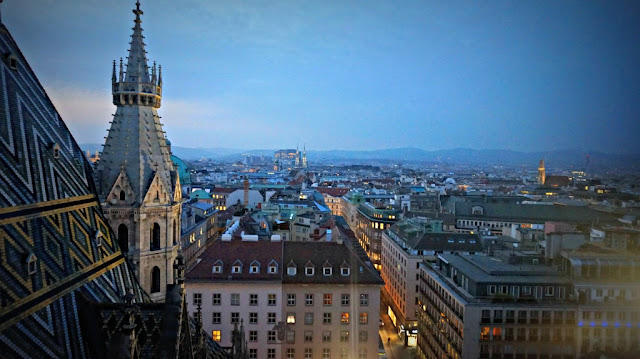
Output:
[379, 303, 416, 359]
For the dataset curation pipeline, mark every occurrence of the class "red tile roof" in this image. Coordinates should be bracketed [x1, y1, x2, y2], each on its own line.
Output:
[316, 187, 350, 197]
[187, 238, 283, 282]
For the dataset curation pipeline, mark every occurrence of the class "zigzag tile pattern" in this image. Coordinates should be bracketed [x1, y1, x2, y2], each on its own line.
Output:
[0, 24, 147, 358]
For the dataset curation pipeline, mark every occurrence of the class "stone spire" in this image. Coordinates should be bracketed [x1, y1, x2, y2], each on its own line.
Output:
[96, 0, 175, 204]
[126, 1, 150, 84]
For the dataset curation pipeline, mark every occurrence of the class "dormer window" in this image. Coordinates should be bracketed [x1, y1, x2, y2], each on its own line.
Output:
[95, 230, 104, 247]
[341, 267, 350, 276]
[305, 266, 314, 276]
[5, 53, 18, 70]
[52, 143, 61, 159]
[26, 253, 37, 275]
[212, 260, 223, 273]
[250, 260, 260, 274]
[232, 260, 243, 273]
[472, 206, 484, 215]
[268, 260, 278, 274]
[323, 260, 333, 276]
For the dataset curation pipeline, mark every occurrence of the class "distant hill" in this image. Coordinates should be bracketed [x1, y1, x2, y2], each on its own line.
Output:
[80, 144, 640, 171]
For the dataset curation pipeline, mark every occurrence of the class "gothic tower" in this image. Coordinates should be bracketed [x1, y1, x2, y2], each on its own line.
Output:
[95, 1, 181, 302]
[538, 159, 546, 186]
[302, 144, 308, 168]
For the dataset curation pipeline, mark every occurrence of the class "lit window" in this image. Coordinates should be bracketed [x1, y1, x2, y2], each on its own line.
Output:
[359, 313, 368, 324]
[287, 313, 296, 324]
[341, 312, 350, 324]
[212, 330, 221, 342]
[323, 294, 332, 306]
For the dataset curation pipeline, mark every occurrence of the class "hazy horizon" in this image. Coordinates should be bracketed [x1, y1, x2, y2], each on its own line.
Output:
[4, 1, 640, 153]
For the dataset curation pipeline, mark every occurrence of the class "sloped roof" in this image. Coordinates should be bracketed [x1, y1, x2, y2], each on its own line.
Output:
[282, 242, 383, 285]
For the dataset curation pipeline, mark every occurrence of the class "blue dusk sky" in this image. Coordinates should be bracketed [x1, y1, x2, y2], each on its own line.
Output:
[2, 0, 640, 153]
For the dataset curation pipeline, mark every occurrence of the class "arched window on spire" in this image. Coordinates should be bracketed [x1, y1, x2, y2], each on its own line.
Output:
[151, 223, 160, 250]
[118, 224, 129, 253]
[151, 266, 160, 293]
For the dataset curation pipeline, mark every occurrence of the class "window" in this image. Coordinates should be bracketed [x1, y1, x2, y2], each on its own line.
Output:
[212, 312, 221, 324]
[340, 330, 350, 342]
[250, 312, 258, 324]
[500, 285, 508, 295]
[250, 261, 260, 273]
[323, 294, 332, 306]
[340, 348, 348, 359]
[268, 263, 278, 274]
[341, 267, 350, 276]
[268, 312, 276, 324]
[151, 266, 161, 293]
[322, 331, 331, 342]
[305, 312, 314, 325]
[545, 286, 554, 296]
[286, 348, 295, 359]
[287, 313, 296, 324]
[359, 331, 368, 342]
[212, 330, 221, 342]
[212, 293, 221, 305]
[341, 294, 350, 306]
[232, 264, 242, 273]
[304, 330, 313, 342]
[151, 223, 160, 251]
[268, 330, 277, 343]
[231, 293, 240, 306]
[267, 349, 275, 359]
[193, 293, 202, 307]
[249, 348, 257, 359]
[358, 349, 367, 359]
[288, 266, 297, 276]
[322, 348, 331, 359]
[360, 294, 369, 306]
[323, 313, 332, 324]
[323, 267, 332, 276]
[488, 285, 496, 295]
[341, 312, 350, 324]
[305, 266, 315, 276]
[360, 313, 368, 324]
[286, 330, 295, 343]
[250, 294, 258, 306]
[117, 224, 129, 253]
[249, 331, 258, 342]
[305, 348, 313, 359]
[231, 312, 239, 324]
[522, 286, 531, 295]
[306, 293, 314, 306]
[287, 294, 296, 306]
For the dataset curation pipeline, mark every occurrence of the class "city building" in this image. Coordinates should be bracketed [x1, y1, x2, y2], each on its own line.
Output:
[381, 218, 482, 346]
[93, 0, 181, 301]
[417, 248, 640, 359]
[355, 202, 401, 270]
[186, 235, 384, 358]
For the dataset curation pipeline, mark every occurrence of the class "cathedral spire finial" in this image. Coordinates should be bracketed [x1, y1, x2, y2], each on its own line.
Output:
[133, 1, 143, 21]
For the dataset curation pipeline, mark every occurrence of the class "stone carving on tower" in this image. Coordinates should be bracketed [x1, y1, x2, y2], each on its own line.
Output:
[95, 1, 181, 302]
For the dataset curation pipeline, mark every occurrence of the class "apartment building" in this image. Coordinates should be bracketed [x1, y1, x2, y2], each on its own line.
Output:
[381, 218, 482, 346]
[355, 202, 400, 270]
[417, 248, 640, 359]
[186, 234, 384, 358]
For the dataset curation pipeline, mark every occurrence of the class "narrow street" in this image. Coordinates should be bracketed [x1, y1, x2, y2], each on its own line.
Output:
[379, 302, 416, 359]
